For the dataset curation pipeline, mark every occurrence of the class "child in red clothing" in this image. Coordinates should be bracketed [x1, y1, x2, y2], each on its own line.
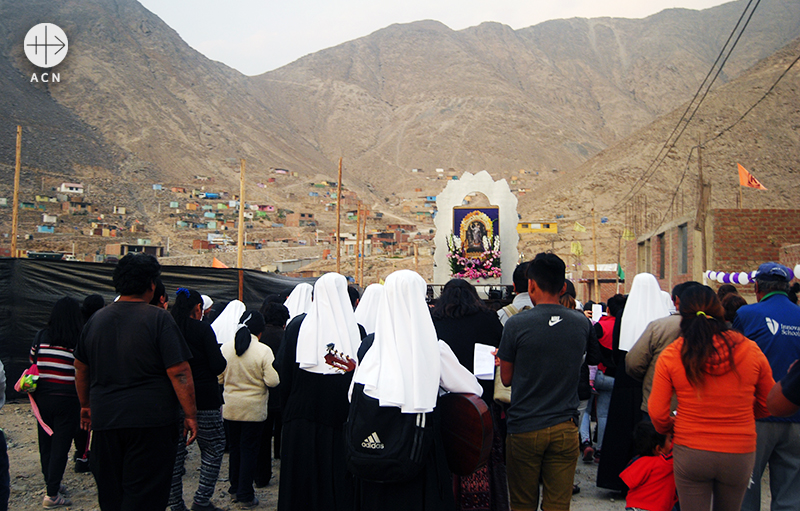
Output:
[620, 421, 678, 511]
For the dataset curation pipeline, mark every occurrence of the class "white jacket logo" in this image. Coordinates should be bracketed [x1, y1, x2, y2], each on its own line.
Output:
[549, 316, 563, 327]
[766, 317, 780, 335]
[362, 432, 384, 449]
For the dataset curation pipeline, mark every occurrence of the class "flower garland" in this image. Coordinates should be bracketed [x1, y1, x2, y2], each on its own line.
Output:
[446, 233, 501, 281]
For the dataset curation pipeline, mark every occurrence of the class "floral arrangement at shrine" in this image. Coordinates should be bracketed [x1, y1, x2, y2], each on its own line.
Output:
[445, 232, 501, 280]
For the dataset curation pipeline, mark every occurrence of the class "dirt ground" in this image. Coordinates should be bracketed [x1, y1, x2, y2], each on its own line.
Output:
[2, 401, 771, 510]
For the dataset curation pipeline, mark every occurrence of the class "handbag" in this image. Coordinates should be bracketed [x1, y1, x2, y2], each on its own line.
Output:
[493, 366, 511, 404]
[15, 363, 40, 393]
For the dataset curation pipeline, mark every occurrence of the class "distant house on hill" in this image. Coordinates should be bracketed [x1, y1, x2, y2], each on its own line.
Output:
[62, 199, 91, 213]
[106, 243, 164, 258]
[113, 206, 126, 214]
[42, 214, 57, 224]
[59, 183, 84, 194]
[171, 187, 187, 193]
[37, 225, 55, 234]
[274, 169, 289, 175]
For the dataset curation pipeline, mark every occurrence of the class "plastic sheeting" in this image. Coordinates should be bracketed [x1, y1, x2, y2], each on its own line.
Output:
[0, 258, 315, 399]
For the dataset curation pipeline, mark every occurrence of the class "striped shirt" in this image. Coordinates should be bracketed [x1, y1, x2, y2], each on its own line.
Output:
[31, 334, 77, 395]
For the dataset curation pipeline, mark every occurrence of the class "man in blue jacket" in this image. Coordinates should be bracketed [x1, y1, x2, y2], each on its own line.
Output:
[735, 262, 800, 511]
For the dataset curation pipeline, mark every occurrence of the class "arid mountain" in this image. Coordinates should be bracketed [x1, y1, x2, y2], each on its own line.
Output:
[0, 0, 799, 255]
[254, 0, 800, 190]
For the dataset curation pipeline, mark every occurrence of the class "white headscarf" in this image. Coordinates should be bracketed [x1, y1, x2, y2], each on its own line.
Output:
[619, 273, 670, 351]
[354, 283, 384, 335]
[353, 270, 442, 413]
[211, 299, 246, 345]
[284, 282, 313, 320]
[295, 273, 361, 375]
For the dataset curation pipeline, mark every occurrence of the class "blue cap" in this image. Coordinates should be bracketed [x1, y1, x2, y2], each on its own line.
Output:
[755, 262, 792, 281]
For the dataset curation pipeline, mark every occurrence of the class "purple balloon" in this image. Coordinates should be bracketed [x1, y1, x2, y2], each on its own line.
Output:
[722, 273, 732, 284]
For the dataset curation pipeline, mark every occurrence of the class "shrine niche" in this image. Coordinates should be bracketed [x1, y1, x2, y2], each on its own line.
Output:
[433, 171, 519, 286]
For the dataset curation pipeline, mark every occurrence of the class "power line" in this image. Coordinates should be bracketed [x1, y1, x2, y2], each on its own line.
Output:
[649, 46, 800, 234]
[604, 0, 763, 215]
[544, 0, 764, 229]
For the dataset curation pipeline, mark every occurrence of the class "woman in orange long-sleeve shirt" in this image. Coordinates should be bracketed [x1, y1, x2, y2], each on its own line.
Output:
[649, 285, 774, 511]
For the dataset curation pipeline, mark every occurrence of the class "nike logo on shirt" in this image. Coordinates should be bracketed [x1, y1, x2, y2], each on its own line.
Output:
[549, 316, 563, 327]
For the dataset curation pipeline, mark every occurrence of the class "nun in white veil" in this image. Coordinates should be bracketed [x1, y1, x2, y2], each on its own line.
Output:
[283, 282, 313, 320]
[351, 269, 480, 510]
[598, 272, 670, 491]
[276, 272, 363, 511]
[210, 299, 246, 345]
[353, 283, 384, 336]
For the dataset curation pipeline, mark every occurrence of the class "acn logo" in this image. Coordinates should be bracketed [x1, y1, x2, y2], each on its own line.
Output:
[24, 23, 69, 69]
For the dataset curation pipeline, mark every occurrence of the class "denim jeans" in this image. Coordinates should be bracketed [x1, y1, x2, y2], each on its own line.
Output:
[579, 372, 614, 450]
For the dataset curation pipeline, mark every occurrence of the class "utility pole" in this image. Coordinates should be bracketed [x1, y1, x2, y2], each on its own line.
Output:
[360, 205, 367, 285]
[695, 137, 710, 274]
[355, 204, 362, 285]
[336, 158, 343, 274]
[11, 126, 22, 257]
[237, 158, 246, 270]
[592, 208, 599, 303]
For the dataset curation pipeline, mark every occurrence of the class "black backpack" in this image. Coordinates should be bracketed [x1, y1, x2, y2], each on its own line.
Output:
[345, 383, 434, 483]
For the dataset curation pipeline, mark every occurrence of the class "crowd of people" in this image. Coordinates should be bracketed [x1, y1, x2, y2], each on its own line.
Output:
[8, 250, 800, 511]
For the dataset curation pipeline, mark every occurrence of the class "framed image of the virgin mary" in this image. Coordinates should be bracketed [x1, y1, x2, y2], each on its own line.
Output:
[453, 207, 499, 256]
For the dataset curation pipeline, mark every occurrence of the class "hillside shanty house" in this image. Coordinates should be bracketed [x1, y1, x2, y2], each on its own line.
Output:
[113, 206, 127, 214]
[62, 199, 92, 213]
[37, 225, 55, 234]
[171, 187, 187, 193]
[42, 214, 57, 224]
[284, 212, 315, 227]
[59, 183, 84, 194]
[106, 243, 164, 258]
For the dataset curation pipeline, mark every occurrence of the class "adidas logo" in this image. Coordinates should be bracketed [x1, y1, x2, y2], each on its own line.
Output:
[361, 432, 385, 449]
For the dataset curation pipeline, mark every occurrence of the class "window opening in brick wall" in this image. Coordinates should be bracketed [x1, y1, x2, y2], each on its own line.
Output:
[678, 224, 688, 274]
[638, 242, 646, 274]
[658, 233, 665, 279]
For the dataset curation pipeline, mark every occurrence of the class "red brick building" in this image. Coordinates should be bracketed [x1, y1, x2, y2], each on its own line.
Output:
[625, 209, 800, 297]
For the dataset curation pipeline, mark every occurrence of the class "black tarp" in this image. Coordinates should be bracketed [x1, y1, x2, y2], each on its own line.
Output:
[0, 258, 315, 399]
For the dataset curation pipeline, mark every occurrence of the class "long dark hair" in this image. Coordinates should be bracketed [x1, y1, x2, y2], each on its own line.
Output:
[171, 288, 203, 337]
[432, 279, 489, 319]
[679, 285, 735, 387]
[46, 297, 83, 349]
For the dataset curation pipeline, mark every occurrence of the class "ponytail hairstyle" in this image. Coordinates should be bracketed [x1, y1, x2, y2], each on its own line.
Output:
[171, 288, 203, 338]
[679, 285, 735, 387]
[235, 310, 266, 356]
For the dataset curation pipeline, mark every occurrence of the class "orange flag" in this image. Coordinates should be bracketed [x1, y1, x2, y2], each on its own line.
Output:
[738, 164, 767, 190]
[211, 257, 228, 268]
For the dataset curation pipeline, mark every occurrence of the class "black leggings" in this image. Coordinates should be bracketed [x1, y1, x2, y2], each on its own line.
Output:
[34, 394, 80, 497]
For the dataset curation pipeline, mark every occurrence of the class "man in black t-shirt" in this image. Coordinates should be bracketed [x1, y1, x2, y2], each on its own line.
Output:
[497, 253, 594, 511]
[74, 253, 196, 511]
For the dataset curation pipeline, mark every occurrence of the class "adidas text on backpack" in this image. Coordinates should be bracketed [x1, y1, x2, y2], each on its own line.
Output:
[345, 383, 433, 483]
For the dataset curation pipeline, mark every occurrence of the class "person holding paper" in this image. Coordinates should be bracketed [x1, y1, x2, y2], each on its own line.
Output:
[432, 278, 507, 511]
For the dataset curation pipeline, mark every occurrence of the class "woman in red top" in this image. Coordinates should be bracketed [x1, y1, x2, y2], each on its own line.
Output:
[649, 285, 774, 511]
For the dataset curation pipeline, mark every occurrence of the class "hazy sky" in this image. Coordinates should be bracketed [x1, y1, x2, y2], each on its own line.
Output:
[137, 0, 732, 76]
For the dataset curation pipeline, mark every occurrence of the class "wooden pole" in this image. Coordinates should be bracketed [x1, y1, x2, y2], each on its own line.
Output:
[592, 208, 599, 303]
[360, 205, 367, 285]
[616, 231, 621, 294]
[11, 126, 22, 258]
[237, 159, 246, 269]
[414, 242, 419, 273]
[336, 158, 343, 274]
[355, 204, 362, 285]
[739, 183, 743, 209]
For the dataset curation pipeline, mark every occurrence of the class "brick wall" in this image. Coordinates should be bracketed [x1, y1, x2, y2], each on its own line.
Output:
[712, 209, 800, 272]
